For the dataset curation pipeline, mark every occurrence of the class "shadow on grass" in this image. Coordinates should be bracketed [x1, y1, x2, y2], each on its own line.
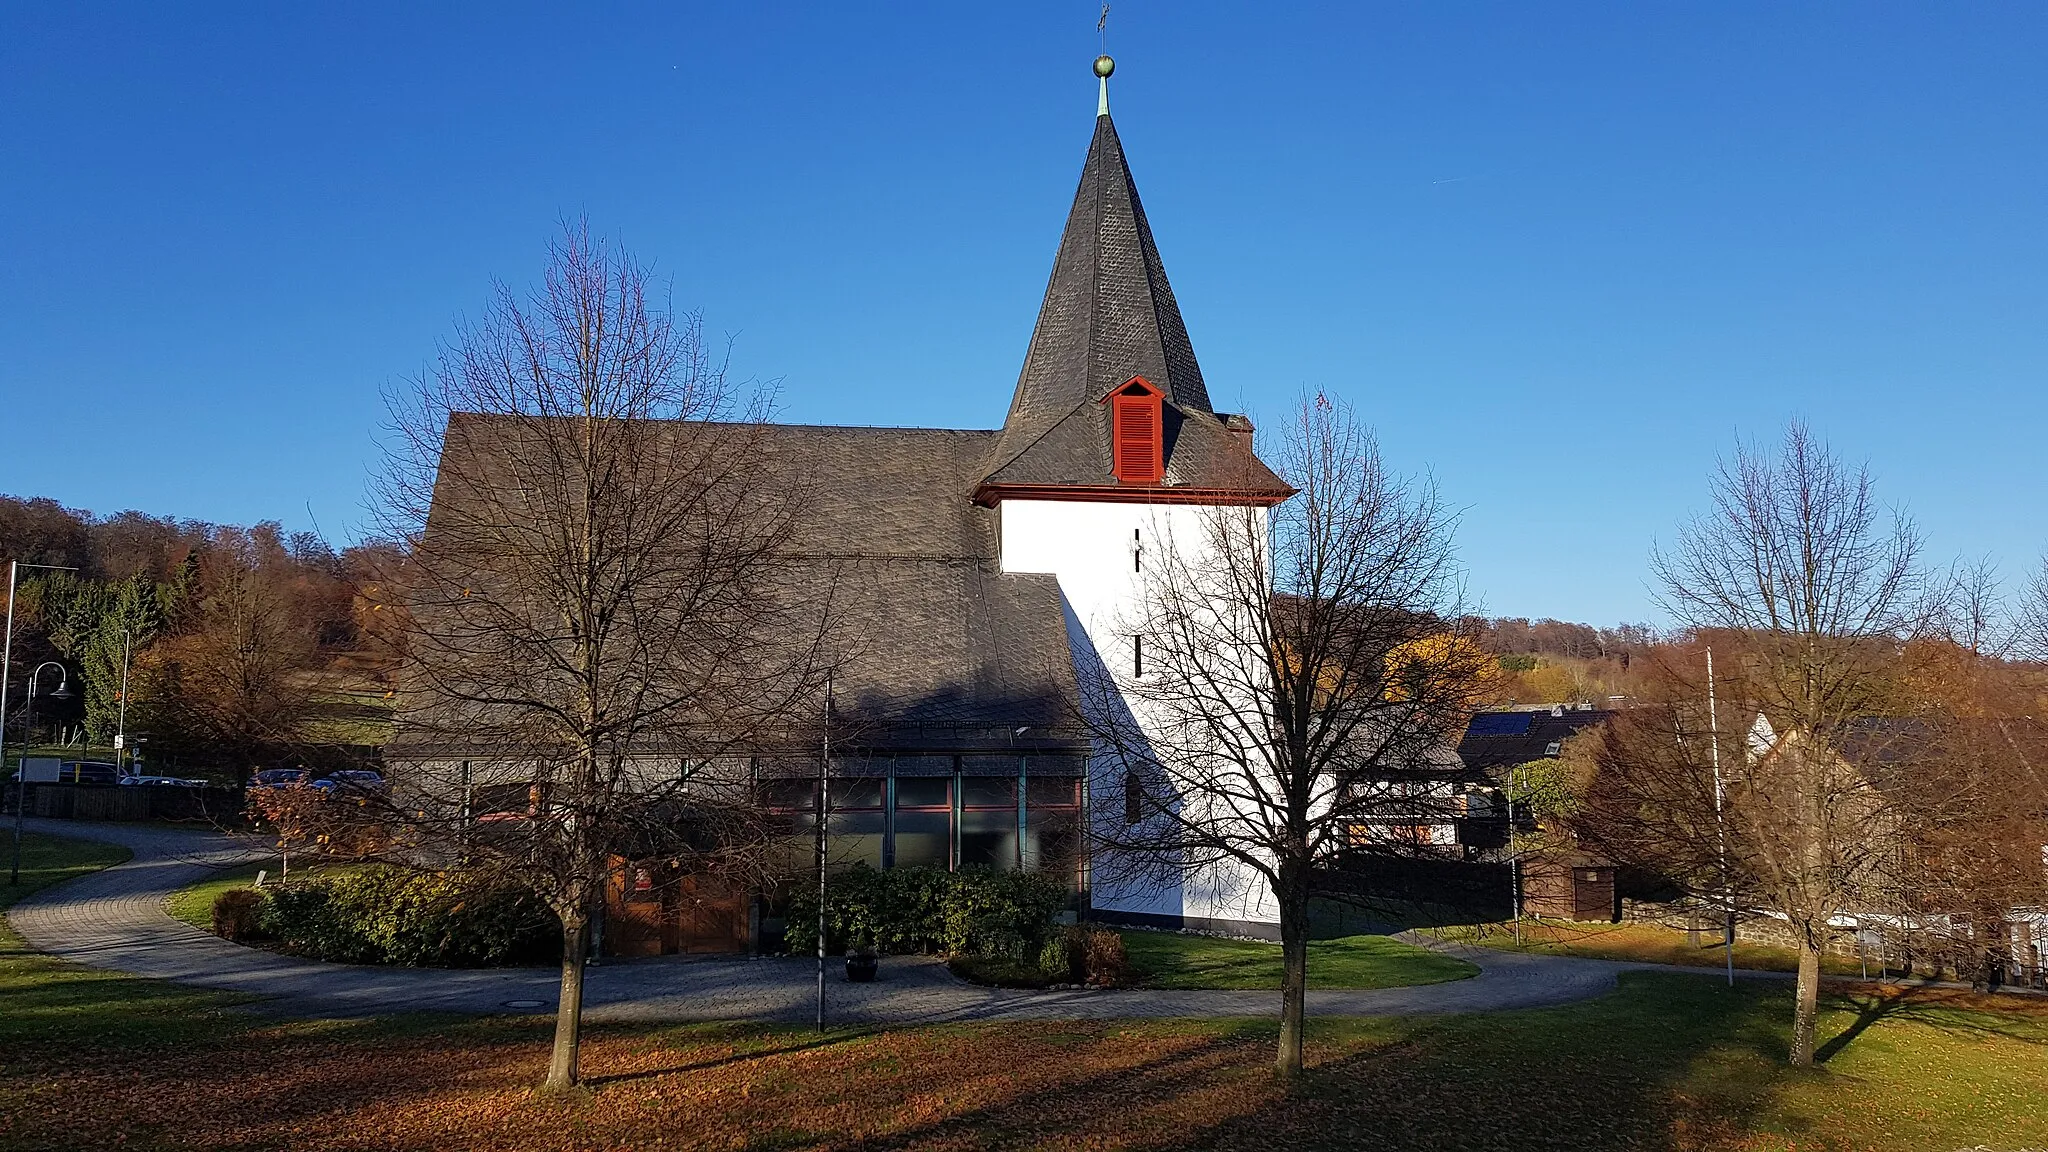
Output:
[810, 976, 1777, 1152]
[844, 1022, 1277, 1151]
[1814, 981, 2048, 1060]
[1813, 984, 1919, 1064]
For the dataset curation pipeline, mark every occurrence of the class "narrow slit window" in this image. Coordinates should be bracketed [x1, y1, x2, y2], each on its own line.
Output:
[1133, 633, 1144, 677]
[1123, 771, 1144, 825]
[1132, 528, 1142, 573]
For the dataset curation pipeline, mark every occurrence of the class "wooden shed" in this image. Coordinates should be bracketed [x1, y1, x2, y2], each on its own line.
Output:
[1521, 853, 1619, 922]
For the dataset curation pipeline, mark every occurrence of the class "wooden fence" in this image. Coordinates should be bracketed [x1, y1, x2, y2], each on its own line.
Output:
[6, 783, 247, 824]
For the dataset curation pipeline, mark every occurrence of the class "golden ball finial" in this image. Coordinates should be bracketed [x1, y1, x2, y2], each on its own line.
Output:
[1094, 55, 1116, 79]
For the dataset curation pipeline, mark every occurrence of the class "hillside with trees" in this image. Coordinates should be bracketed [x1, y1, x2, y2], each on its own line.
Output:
[1468, 616, 1658, 706]
[0, 494, 405, 778]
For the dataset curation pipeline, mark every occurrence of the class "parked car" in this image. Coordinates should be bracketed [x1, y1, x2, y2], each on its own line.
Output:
[248, 768, 313, 790]
[118, 774, 208, 788]
[312, 770, 386, 795]
[58, 761, 121, 785]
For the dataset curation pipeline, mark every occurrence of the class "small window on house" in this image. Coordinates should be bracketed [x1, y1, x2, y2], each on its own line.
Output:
[1544, 741, 1563, 757]
[1133, 634, 1145, 677]
[1124, 771, 1144, 825]
[1133, 528, 1142, 573]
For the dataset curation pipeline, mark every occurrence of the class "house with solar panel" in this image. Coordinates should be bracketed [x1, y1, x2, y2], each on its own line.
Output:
[1361, 706, 1614, 860]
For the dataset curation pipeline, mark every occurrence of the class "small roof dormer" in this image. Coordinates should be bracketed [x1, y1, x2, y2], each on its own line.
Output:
[1107, 376, 1164, 485]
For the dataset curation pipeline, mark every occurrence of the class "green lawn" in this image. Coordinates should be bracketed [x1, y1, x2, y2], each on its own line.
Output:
[0, 832, 266, 1053]
[7, 832, 2048, 1150]
[1120, 929, 1478, 990]
[1, 832, 131, 910]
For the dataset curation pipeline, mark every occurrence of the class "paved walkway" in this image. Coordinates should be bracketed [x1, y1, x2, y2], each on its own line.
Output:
[8, 820, 1738, 1024]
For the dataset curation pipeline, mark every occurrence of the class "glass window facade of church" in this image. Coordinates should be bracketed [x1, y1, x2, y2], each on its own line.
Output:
[761, 758, 1081, 885]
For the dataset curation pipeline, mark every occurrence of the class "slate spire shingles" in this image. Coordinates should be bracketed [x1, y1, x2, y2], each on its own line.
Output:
[979, 112, 1289, 500]
[983, 112, 1213, 481]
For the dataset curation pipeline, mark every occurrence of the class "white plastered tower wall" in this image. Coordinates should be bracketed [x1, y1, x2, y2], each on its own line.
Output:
[1000, 497, 1281, 935]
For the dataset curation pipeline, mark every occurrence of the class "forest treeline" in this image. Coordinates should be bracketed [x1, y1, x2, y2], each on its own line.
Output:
[1465, 617, 1658, 705]
[0, 494, 404, 773]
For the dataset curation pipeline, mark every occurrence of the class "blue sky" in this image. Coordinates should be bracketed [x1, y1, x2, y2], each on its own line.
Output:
[3, 3, 2043, 626]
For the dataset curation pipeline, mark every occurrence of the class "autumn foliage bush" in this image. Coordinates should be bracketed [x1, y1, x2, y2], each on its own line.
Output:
[260, 866, 558, 967]
[211, 888, 266, 942]
[783, 864, 1068, 959]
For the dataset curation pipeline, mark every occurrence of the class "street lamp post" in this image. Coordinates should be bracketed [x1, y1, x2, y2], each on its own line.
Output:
[3, 559, 81, 885]
[9, 662, 72, 885]
[1707, 647, 1732, 987]
[115, 627, 133, 776]
[1506, 762, 1523, 942]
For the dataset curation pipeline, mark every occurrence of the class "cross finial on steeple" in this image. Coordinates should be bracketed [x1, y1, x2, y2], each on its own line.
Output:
[1095, 4, 1113, 117]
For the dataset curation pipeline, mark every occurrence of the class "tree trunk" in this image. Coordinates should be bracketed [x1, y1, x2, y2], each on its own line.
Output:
[1275, 877, 1309, 1079]
[1789, 940, 1821, 1066]
[547, 912, 590, 1089]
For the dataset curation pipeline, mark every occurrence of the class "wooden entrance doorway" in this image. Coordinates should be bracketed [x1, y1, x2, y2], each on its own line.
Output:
[603, 857, 751, 955]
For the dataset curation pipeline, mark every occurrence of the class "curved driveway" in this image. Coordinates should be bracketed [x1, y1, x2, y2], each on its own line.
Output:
[9, 819, 1726, 1023]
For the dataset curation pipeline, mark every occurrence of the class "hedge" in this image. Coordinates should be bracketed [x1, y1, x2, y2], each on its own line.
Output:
[782, 865, 1068, 959]
[257, 866, 559, 967]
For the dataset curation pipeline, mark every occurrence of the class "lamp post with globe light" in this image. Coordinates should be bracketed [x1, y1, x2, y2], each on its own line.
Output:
[3, 559, 80, 884]
[8, 663, 72, 884]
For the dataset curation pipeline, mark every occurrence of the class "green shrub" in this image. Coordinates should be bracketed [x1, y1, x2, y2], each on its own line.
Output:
[783, 865, 1067, 959]
[260, 866, 558, 967]
[1038, 931, 1079, 981]
[263, 881, 372, 961]
[211, 888, 266, 942]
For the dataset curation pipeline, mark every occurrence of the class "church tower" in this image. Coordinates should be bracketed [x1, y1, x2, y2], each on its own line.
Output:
[979, 58, 1292, 935]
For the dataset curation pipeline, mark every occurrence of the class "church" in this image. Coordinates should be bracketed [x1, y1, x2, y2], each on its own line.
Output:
[407, 58, 1296, 951]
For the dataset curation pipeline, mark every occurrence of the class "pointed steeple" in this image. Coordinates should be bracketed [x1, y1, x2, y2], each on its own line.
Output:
[981, 67, 1216, 487]
[976, 61, 1288, 504]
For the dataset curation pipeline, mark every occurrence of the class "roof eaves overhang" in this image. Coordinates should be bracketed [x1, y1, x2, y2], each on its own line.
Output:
[972, 482, 1296, 509]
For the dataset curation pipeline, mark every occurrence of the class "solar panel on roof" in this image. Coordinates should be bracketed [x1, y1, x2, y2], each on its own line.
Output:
[1466, 712, 1533, 737]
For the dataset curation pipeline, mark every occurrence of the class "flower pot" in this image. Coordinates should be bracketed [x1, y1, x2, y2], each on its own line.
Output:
[844, 952, 879, 983]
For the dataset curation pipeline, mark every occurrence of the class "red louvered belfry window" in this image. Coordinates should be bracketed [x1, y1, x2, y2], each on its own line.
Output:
[1109, 376, 1164, 484]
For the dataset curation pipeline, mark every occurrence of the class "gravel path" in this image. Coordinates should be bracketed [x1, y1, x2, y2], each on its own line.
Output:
[7, 819, 1735, 1023]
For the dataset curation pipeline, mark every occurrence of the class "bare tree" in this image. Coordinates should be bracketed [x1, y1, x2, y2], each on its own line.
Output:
[1899, 572, 2048, 990]
[1083, 394, 1490, 1078]
[1589, 422, 1931, 1066]
[2020, 553, 2048, 661]
[377, 222, 835, 1090]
